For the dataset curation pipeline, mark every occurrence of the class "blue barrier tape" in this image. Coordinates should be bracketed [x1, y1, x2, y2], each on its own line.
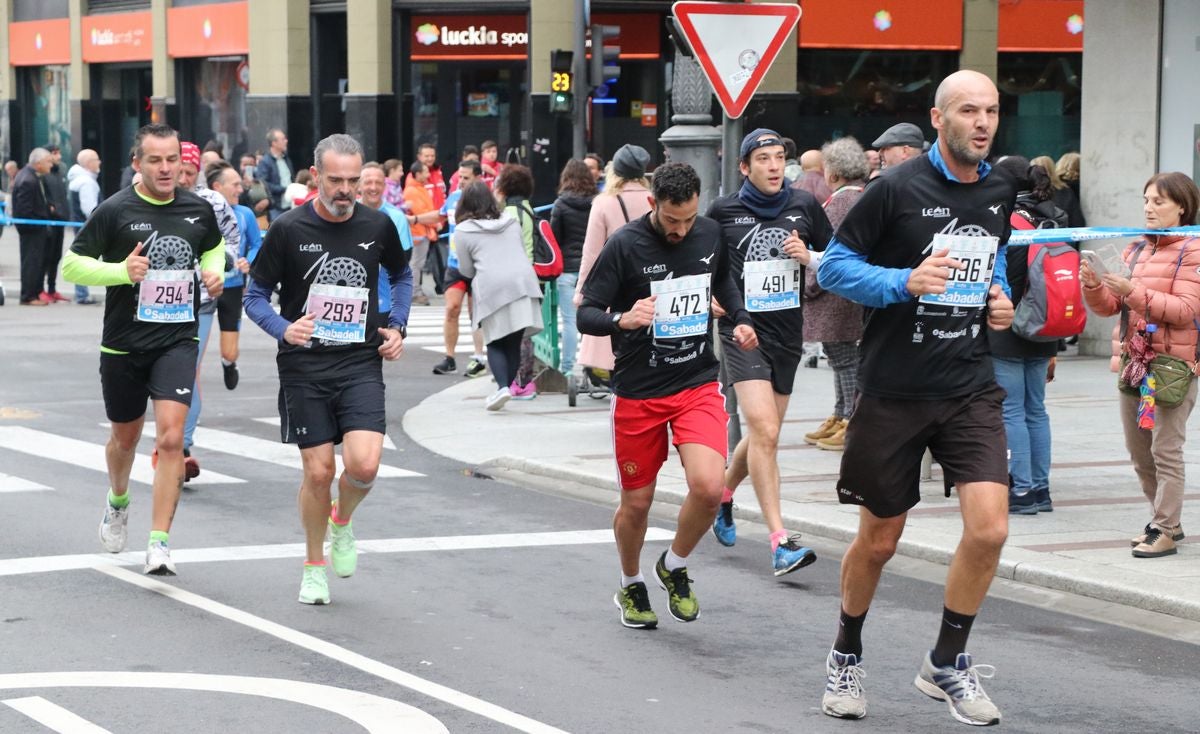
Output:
[0, 216, 86, 227]
[1008, 225, 1200, 246]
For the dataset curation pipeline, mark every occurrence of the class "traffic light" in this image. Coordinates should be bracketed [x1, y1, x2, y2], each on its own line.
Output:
[589, 24, 621, 88]
[549, 49, 574, 115]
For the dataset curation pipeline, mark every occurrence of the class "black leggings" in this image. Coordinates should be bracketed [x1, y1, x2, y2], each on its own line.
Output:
[487, 331, 524, 389]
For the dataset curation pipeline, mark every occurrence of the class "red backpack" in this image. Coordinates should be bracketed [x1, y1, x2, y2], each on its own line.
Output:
[1009, 212, 1087, 341]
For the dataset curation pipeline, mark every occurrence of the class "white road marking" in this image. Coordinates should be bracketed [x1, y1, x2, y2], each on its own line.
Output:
[96, 567, 568, 733]
[0, 427, 244, 486]
[252, 417, 398, 451]
[144, 424, 421, 478]
[0, 528, 676, 576]
[2, 696, 113, 733]
[0, 674, 446, 733]
[0, 472, 52, 493]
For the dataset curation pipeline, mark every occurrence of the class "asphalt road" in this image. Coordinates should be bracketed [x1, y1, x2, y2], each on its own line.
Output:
[1, 301, 1198, 733]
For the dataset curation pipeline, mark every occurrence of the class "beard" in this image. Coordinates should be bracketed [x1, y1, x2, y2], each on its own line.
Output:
[651, 212, 684, 244]
[322, 193, 355, 218]
[944, 127, 990, 166]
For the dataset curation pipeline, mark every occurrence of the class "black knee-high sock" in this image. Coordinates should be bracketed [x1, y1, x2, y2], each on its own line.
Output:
[931, 606, 976, 667]
[834, 608, 867, 658]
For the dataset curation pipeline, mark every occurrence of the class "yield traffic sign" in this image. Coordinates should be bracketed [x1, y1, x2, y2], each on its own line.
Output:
[671, 2, 801, 119]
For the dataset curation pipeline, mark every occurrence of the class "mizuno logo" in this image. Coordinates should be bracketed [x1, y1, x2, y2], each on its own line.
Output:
[183, 216, 200, 224]
[785, 214, 804, 222]
[699, 253, 715, 265]
[356, 241, 375, 250]
[175, 388, 191, 395]
[988, 204, 1003, 215]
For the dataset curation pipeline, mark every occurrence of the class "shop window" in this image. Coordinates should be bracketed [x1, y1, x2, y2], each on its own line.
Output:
[22, 65, 72, 160]
[996, 52, 1082, 160]
[183, 58, 248, 161]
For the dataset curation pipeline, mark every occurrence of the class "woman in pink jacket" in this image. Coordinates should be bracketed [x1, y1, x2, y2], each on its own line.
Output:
[1081, 172, 1200, 559]
[573, 144, 652, 373]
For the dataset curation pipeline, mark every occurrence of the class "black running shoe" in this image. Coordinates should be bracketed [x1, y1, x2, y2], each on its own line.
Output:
[223, 361, 239, 390]
[432, 356, 457, 375]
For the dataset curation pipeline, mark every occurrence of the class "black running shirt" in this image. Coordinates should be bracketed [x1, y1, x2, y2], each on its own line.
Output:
[578, 213, 751, 400]
[250, 201, 409, 381]
[706, 189, 832, 344]
[70, 186, 223, 353]
[836, 154, 1018, 399]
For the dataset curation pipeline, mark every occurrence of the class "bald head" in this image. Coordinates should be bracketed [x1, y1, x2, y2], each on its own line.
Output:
[934, 70, 997, 113]
[799, 150, 823, 172]
[77, 149, 100, 172]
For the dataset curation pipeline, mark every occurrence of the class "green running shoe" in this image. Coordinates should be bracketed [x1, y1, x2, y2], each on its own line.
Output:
[298, 565, 330, 605]
[613, 581, 658, 629]
[328, 519, 357, 578]
[654, 551, 699, 622]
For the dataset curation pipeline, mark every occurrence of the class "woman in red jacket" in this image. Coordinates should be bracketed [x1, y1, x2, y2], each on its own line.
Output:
[1081, 172, 1200, 558]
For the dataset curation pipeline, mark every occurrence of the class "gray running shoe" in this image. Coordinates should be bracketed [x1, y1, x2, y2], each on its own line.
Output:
[144, 540, 177, 576]
[99, 504, 129, 553]
[822, 649, 867, 719]
[914, 651, 1001, 726]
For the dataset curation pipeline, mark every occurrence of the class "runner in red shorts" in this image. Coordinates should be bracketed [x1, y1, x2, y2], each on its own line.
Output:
[579, 163, 758, 629]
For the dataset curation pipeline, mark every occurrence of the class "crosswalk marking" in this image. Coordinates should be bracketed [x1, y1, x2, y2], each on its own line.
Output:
[3, 696, 114, 733]
[0, 427, 244, 486]
[145, 424, 422, 479]
[0, 472, 52, 493]
[253, 417, 399, 451]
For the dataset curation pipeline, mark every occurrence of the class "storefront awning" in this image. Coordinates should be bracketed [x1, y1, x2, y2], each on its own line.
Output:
[998, 0, 1083, 52]
[8, 18, 71, 66]
[798, 0, 963, 50]
[82, 11, 153, 63]
[168, 1, 249, 58]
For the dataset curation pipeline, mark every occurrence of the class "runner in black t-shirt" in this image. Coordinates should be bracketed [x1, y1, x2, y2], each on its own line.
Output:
[579, 163, 758, 629]
[244, 134, 410, 606]
[61, 123, 226, 576]
[706, 128, 832, 577]
[814, 71, 1015, 726]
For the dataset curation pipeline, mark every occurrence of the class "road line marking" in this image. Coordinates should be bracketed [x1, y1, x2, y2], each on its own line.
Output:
[252, 417, 398, 451]
[95, 567, 568, 734]
[0, 674, 446, 733]
[144, 424, 421, 478]
[0, 528, 676, 576]
[2, 695, 114, 733]
[0, 473, 52, 493]
[0, 427, 244, 486]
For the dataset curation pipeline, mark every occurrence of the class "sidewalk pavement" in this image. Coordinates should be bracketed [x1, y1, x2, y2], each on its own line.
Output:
[405, 353, 1200, 622]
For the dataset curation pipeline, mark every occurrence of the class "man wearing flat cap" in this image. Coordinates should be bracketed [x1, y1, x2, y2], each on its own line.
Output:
[707, 128, 834, 578]
[873, 122, 927, 171]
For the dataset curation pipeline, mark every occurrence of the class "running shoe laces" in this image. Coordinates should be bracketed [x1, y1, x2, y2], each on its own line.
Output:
[827, 654, 867, 698]
[626, 581, 653, 612]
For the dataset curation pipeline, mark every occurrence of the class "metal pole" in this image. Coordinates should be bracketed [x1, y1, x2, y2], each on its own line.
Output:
[719, 113, 743, 451]
[573, 0, 588, 158]
[720, 114, 742, 197]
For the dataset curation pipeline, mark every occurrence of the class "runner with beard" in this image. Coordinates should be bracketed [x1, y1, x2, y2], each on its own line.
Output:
[61, 123, 225, 575]
[579, 163, 759, 629]
[244, 134, 409, 606]
[814, 71, 1016, 726]
[706, 128, 833, 577]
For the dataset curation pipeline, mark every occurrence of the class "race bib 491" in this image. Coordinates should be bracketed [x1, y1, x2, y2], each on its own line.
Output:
[744, 259, 800, 312]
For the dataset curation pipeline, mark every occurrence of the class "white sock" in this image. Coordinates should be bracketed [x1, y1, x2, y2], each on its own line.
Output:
[621, 572, 644, 587]
[472, 353, 486, 362]
[664, 548, 687, 572]
[221, 358, 234, 367]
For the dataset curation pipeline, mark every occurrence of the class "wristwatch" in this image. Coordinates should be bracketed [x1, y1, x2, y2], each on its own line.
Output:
[611, 311, 623, 331]
[393, 324, 407, 339]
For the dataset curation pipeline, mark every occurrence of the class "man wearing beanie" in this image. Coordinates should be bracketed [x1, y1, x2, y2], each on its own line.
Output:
[707, 128, 833, 577]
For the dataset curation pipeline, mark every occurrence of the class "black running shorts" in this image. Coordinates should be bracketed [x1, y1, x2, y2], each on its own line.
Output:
[835, 385, 1009, 517]
[217, 285, 244, 332]
[278, 374, 386, 448]
[99, 340, 199, 423]
[718, 325, 802, 396]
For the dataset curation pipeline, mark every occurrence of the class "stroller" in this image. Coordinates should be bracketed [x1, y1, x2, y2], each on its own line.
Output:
[567, 366, 611, 406]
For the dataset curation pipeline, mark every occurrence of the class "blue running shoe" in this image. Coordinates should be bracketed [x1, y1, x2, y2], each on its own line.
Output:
[773, 533, 817, 576]
[712, 501, 736, 546]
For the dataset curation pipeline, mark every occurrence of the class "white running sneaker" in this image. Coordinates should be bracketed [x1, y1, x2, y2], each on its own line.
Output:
[144, 540, 177, 576]
[99, 504, 129, 553]
[822, 649, 867, 719]
[914, 651, 1001, 726]
[485, 387, 511, 411]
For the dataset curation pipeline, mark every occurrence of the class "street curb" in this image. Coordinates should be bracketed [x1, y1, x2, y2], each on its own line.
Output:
[478, 454, 1200, 623]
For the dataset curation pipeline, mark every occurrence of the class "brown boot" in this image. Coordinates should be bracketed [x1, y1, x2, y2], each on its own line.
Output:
[1132, 526, 1178, 558]
[804, 415, 840, 445]
[1130, 523, 1185, 547]
[816, 420, 849, 451]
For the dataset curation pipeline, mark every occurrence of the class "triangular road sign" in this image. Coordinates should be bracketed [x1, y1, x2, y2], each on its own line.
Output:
[672, 2, 801, 119]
